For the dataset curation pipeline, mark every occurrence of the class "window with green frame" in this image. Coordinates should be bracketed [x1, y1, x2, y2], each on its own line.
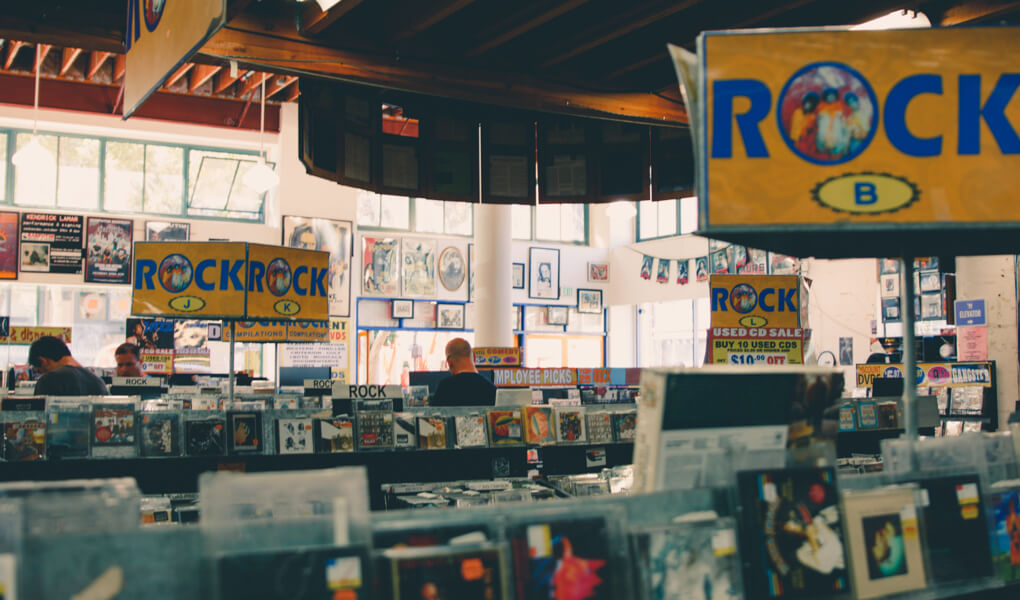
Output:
[3, 127, 267, 221]
[511, 204, 587, 244]
[356, 191, 473, 236]
[637, 196, 698, 241]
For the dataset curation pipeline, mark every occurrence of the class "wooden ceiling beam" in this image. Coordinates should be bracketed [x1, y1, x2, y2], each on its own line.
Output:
[540, 0, 704, 68]
[237, 72, 270, 99]
[4, 40, 25, 70]
[199, 25, 687, 125]
[87, 51, 112, 80]
[284, 81, 301, 102]
[113, 54, 125, 81]
[936, 0, 1020, 25]
[299, 0, 366, 37]
[0, 19, 123, 54]
[189, 64, 221, 92]
[467, 0, 595, 57]
[265, 75, 298, 100]
[59, 47, 82, 77]
[386, 0, 478, 43]
[35, 44, 52, 72]
[214, 68, 244, 94]
[164, 62, 194, 89]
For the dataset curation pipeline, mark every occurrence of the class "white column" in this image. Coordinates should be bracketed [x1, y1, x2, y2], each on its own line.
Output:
[473, 204, 513, 346]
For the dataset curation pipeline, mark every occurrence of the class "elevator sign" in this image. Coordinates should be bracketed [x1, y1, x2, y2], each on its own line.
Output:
[954, 299, 986, 326]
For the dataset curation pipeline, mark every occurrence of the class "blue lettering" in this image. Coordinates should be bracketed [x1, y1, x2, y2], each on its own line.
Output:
[248, 261, 265, 292]
[125, 0, 141, 52]
[712, 80, 771, 158]
[711, 287, 729, 311]
[959, 74, 1020, 155]
[312, 267, 327, 297]
[885, 74, 942, 157]
[855, 182, 878, 205]
[759, 288, 775, 312]
[293, 265, 308, 295]
[195, 259, 216, 291]
[778, 288, 797, 312]
[223, 260, 245, 291]
[135, 259, 156, 289]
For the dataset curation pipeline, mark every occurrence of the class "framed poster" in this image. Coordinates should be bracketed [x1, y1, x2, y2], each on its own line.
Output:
[0, 211, 18, 280]
[145, 221, 190, 241]
[20, 212, 84, 274]
[85, 217, 133, 284]
[284, 216, 353, 316]
[361, 236, 399, 296]
[512, 262, 525, 289]
[401, 238, 437, 298]
[695, 257, 708, 282]
[438, 245, 466, 292]
[528, 247, 560, 300]
[588, 262, 609, 282]
[436, 302, 465, 329]
[546, 305, 568, 326]
[577, 289, 603, 314]
[391, 299, 414, 319]
[880, 273, 900, 298]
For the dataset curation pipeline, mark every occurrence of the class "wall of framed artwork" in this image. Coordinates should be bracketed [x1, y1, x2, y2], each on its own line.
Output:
[512, 262, 525, 289]
[283, 216, 354, 317]
[401, 237, 437, 298]
[577, 288, 603, 314]
[528, 247, 560, 300]
[546, 305, 569, 326]
[391, 299, 414, 319]
[436, 302, 466, 329]
[436, 241, 470, 302]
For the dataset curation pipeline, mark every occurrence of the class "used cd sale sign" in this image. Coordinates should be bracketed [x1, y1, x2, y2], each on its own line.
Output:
[708, 327, 804, 365]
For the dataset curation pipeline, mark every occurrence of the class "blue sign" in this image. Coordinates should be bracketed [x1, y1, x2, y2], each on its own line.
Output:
[954, 299, 986, 326]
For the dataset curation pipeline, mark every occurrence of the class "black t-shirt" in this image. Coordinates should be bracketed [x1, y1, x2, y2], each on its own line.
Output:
[34, 365, 109, 397]
[431, 372, 496, 407]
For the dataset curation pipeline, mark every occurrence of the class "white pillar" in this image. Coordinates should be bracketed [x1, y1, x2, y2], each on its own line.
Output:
[473, 204, 513, 346]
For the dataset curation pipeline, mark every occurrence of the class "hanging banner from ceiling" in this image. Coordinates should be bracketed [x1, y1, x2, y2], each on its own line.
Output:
[245, 244, 330, 320]
[124, 0, 227, 118]
[710, 274, 800, 329]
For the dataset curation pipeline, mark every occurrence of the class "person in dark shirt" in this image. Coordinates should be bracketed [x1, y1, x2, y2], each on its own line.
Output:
[29, 336, 108, 396]
[431, 338, 496, 407]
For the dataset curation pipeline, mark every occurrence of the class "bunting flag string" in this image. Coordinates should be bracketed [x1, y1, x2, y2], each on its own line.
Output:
[628, 244, 800, 285]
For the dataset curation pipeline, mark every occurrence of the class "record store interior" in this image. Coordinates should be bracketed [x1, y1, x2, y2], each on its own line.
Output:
[3, 1, 1020, 598]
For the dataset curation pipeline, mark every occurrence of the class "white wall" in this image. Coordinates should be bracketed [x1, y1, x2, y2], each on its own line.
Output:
[608, 234, 709, 306]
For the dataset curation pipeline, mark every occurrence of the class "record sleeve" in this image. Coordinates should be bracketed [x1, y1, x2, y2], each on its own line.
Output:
[388, 544, 508, 600]
[508, 516, 614, 600]
[315, 417, 355, 453]
[523, 406, 556, 446]
[988, 488, 1020, 583]
[556, 409, 587, 443]
[186, 418, 226, 456]
[393, 413, 418, 449]
[612, 411, 637, 442]
[218, 545, 370, 600]
[454, 414, 488, 448]
[586, 412, 614, 444]
[140, 413, 180, 457]
[357, 401, 394, 450]
[3, 420, 45, 461]
[226, 411, 263, 455]
[417, 416, 449, 450]
[912, 474, 993, 583]
[276, 417, 313, 455]
[92, 404, 136, 447]
[737, 467, 849, 598]
[487, 410, 522, 445]
[842, 486, 926, 599]
[633, 519, 740, 600]
[46, 409, 90, 459]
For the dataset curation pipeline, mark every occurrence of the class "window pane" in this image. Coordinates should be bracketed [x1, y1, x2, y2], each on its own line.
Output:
[656, 199, 677, 237]
[680, 196, 699, 235]
[10, 286, 38, 326]
[144, 145, 183, 214]
[13, 133, 58, 206]
[356, 191, 381, 227]
[414, 197, 444, 233]
[104, 141, 144, 212]
[534, 204, 560, 240]
[380, 195, 410, 229]
[638, 200, 656, 240]
[565, 336, 603, 367]
[0, 132, 7, 202]
[512, 205, 531, 240]
[444, 201, 472, 236]
[524, 334, 564, 368]
[188, 149, 261, 219]
[57, 137, 100, 210]
[189, 156, 237, 209]
[226, 159, 264, 216]
[561, 204, 585, 242]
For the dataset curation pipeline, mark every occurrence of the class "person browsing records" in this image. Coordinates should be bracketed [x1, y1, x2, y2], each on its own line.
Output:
[29, 336, 108, 396]
[114, 342, 145, 378]
[431, 338, 496, 407]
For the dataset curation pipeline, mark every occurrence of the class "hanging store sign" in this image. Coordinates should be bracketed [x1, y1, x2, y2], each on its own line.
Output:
[124, 0, 227, 118]
[245, 244, 330, 320]
[220, 320, 331, 343]
[710, 274, 800, 328]
[473, 347, 523, 368]
[491, 368, 577, 388]
[855, 361, 992, 388]
[708, 327, 804, 365]
[0, 326, 71, 345]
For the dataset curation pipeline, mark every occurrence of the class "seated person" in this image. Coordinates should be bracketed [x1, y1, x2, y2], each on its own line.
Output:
[431, 338, 496, 407]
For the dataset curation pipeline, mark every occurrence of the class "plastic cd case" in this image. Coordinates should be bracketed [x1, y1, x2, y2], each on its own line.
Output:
[357, 400, 394, 450]
[556, 408, 587, 444]
[912, 474, 993, 583]
[3, 419, 45, 461]
[841, 485, 926, 599]
[316, 417, 355, 453]
[633, 518, 741, 600]
[185, 418, 226, 456]
[487, 410, 522, 446]
[386, 543, 509, 600]
[226, 411, 263, 455]
[393, 413, 418, 449]
[737, 467, 850, 598]
[522, 406, 556, 446]
[276, 417, 314, 455]
[46, 407, 90, 459]
[217, 545, 370, 600]
[454, 414, 488, 448]
[417, 416, 449, 450]
[987, 486, 1020, 583]
[140, 413, 181, 457]
[586, 412, 614, 444]
[612, 411, 637, 441]
[92, 403, 136, 447]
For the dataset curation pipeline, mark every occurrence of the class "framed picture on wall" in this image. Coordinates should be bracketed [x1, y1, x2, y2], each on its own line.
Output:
[0, 211, 18, 280]
[85, 217, 133, 285]
[587, 262, 609, 282]
[880, 274, 900, 298]
[145, 221, 190, 241]
[436, 303, 465, 329]
[283, 216, 353, 317]
[512, 263, 525, 289]
[577, 289, 603, 314]
[546, 305, 568, 326]
[391, 299, 414, 319]
[528, 247, 560, 300]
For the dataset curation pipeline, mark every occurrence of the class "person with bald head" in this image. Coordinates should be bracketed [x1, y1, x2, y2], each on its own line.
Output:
[431, 337, 497, 406]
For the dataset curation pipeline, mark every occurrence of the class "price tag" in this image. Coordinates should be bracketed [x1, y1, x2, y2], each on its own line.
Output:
[712, 529, 737, 557]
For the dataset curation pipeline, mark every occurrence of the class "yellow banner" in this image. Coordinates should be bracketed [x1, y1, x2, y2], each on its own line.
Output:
[855, 362, 992, 388]
[710, 274, 800, 328]
[133, 242, 248, 318]
[702, 27, 1020, 226]
[286, 320, 330, 343]
[0, 326, 71, 345]
[473, 347, 523, 368]
[708, 327, 803, 365]
[226, 321, 289, 343]
[245, 244, 329, 321]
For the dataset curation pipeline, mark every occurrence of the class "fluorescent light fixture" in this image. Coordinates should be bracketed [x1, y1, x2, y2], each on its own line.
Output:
[243, 159, 280, 194]
[852, 9, 931, 30]
[605, 201, 637, 219]
[316, 0, 343, 11]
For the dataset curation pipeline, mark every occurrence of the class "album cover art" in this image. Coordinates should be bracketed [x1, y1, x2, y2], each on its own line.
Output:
[612, 411, 637, 441]
[357, 405, 394, 449]
[487, 410, 522, 445]
[737, 467, 849, 598]
[374, 522, 493, 550]
[186, 418, 226, 456]
[3, 420, 45, 461]
[454, 414, 488, 448]
[509, 516, 613, 600]
[140, 413, 180, 457]
[842, 486, 926, 599]
[989, 489, 1020, 583]
[276, 418, 313, 455]
[389, 545, 508, 600]
[393, 413, 417, 449]
[315, 417, 354, 453]
[523, 406, 556, 445]
[227, 412, 262, 455]
[218, 545, 369, 600]
[417, 416, 448, 450]
[911, 474, 993, 583]
[92, 405, 135, 446]
[46, 409, 90, 458]
[634, 520, 740, 600]
[586, 412, 614, 444]
[556, 409, 587, 443]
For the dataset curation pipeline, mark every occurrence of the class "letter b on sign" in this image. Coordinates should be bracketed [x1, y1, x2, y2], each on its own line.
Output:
[855, 182, 877, 205]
